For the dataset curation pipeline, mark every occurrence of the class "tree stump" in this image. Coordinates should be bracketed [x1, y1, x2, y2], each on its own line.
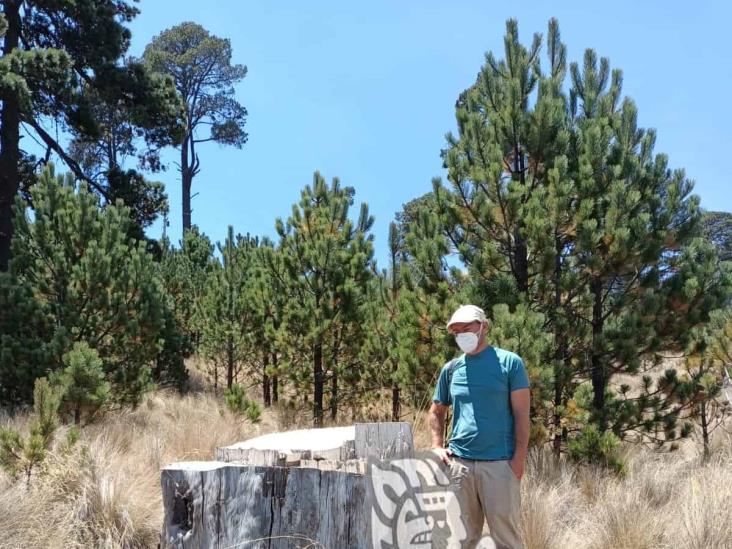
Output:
[160, 422, 413, 548]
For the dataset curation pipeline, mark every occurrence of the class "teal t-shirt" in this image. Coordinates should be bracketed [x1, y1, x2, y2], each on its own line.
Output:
[432, 346, 530, 460]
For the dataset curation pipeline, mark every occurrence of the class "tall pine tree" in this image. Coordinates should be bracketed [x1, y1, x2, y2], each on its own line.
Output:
[429, 19, 730, 453]
[0, 1, 182, 271]
[143, 22, 248, 234]
[274, 172, 374, 426]
[197, 226, 257, 391]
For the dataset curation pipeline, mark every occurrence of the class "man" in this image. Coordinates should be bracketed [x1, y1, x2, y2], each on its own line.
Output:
[428, 304, 530, 549]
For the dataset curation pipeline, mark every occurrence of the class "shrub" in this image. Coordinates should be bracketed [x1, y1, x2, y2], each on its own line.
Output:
[0, 378, 60, 484]
[568, 424, 625, 474]
[50, 342, 111, 425]
[224, 384, 261, 423]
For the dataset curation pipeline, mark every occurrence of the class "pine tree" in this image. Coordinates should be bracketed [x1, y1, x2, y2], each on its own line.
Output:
[434, 19, 578, 451]
[0, 377, 60, 485]
[358, 223, 403, 421]
[224, 383, 262, 423]
[701, 211, 732, 263]
[50, 341, 111, 425]
[275, 172, 374, 426]
[250, 239, 287, 406]
[676, 305, 732, 458]
[437, 20, 566, 296]
[143, 22, 248, 233]
[4, 165, 172, 405]
[567, 54, 730, 436]
[392, 198, 461, 412]
[66, 59, 184, 243]
[197, 226, 257, 391]
[488, 303, 553, 442]
[0, 0, 182, 271]
[151, 304, 189, 390]
[0, 269, 54, 405]
[158, 226, 216, 358]
[429, 18, 731, 453]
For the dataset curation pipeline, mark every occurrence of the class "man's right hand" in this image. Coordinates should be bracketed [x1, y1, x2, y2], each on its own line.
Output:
[432, 447, 452, 465]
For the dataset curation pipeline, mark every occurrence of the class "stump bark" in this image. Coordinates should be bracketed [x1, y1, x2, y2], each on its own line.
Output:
[160, 422, 413, 549]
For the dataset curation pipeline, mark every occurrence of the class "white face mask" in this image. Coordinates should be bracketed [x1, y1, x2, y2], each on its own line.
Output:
[455, 325, 482, 354]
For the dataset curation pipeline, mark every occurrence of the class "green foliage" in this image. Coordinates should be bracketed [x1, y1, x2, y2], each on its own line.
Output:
[158, 227, 217, 358]
[143, 21, 248, 232]
[224, 384, 262, 423]
[50, 342, 111, 425]
[1, 11, 729, 467]
[62, 425, 81, 454]
[710, 308, 732, 365]
[393, 193, 436, 261]
[0, 270, 55, 405]
[0, 0, 183, 271]
[489, 303, 554, 440]
[3, 165, 174, 406]
[0, 0, 137, 119]
[273, 172, 375, 425]
[153, 306, 189, 390]
[424, 18, 731, 456]
[198, 227, 258, 390]
[0, 378, 60, 484]
[143, 22, 248, 148]
[680, 308, 732, 457]
[389, 193, 462, 411]
[245, 238, 287, 406]
[702, 211, 732, 263]
[567, 424, 625, 474]
[67, 60, 185, 236]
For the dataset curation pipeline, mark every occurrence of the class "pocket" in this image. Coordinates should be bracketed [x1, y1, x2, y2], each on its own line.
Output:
[504, 460, 520, 483]
[448, 458, 469, 487]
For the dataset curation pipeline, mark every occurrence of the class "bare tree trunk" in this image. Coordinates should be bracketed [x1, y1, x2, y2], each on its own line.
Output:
[514, 229, 529, 293]
[590, 277, 607, 431]
[213, 362, 218, 395]
[701, 401, 710, 461]
[226, 335, 234, 389]
[181, 134, 195, 234]
[314, 342, 324, 427]
[391, 381, 401, 422]
[263, 354, 271, 407]
[271, 353, 279, 404]
[330, 371, 337, 420]
[512, 143, 530, 293]
[391, 361, 401, 421]
[0, 0, 22, 273]
[552, 235, 566, 457]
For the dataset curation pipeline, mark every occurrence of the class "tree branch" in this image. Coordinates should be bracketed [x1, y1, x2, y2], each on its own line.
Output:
[23, 118, 110, 200]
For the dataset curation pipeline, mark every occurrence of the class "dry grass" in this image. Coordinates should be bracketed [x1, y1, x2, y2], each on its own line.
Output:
[520, 439, 732, 549]
[0, 390, 271, 548]
[1, 388, 731, 549]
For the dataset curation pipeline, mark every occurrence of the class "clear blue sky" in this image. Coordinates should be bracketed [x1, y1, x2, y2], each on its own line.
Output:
[124, 0, 731, 266]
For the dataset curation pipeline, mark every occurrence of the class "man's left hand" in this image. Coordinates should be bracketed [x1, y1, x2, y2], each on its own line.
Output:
[508, 456, 524, 481]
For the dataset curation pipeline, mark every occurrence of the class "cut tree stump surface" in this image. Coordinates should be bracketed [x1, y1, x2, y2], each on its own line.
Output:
[223, 425, 356, 452]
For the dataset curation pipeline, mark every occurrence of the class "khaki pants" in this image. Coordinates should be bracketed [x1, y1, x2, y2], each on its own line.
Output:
[436, 456, 523, 549]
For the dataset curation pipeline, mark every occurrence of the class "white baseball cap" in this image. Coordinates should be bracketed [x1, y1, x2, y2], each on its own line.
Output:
[446, 304, 487, 329]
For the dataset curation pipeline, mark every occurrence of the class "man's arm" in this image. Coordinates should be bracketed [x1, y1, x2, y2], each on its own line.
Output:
[509, 388, 530, 479]
[428, 401, 452, 463]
